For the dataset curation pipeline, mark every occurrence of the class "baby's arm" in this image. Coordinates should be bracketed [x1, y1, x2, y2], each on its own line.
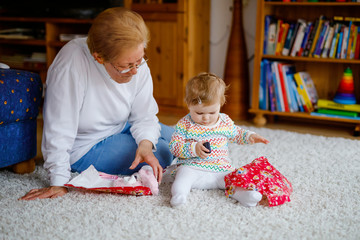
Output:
[248, 133, 269, 144]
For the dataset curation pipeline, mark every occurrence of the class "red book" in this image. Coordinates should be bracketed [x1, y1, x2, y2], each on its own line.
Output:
[355, 31, 360, 59]
[277, 62, 290, 112]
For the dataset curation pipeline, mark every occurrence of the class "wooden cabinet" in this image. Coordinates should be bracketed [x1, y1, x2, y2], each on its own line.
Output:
[0, 1, 210, 115]
[0, 17, 92, 82]
[250, 0, 360, 133]
[126, 0, 210, 115]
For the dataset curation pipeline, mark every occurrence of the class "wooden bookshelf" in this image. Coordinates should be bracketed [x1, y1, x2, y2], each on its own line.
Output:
[250, 0, 360, 135]
[0, 17, 92, 82]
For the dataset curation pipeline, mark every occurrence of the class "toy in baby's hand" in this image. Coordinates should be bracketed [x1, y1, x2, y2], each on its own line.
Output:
[203, 142, 211, 153]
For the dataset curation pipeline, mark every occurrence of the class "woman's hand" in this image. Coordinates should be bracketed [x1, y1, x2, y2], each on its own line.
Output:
[249, 134, 270, 144]
[195, 141, 211, 159]
[19, 186, 68, 201]
[129, 140, 163, 183]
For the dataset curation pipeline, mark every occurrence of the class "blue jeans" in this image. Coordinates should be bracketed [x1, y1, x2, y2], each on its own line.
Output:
[71, 123, 174, 175]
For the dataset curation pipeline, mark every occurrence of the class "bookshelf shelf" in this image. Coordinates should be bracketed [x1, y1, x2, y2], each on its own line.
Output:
[263, 55, 360, 64]
[251, 0, 360, 135]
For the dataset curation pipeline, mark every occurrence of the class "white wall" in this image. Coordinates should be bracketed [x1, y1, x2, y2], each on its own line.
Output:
[209, 0, 258, 101]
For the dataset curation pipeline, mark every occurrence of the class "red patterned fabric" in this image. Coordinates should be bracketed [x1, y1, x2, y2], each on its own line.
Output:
[224, 156, 293, 207]
[64, 184, 152, 196]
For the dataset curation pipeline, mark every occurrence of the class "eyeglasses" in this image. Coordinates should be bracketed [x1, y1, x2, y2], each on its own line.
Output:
[111, 55, 148, 74]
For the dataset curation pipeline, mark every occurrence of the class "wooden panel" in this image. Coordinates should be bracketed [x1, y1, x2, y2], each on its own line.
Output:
[146, 21, 179, 107]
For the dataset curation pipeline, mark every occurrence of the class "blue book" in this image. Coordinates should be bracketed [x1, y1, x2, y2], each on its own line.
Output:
[267, 62, 276, 112]
[259, 60, 268, 110]
[336, 29, 344, 59]
[263, 15, 273, 54]
[284, 65, 299, 112]
[298, 22, 312, 56]
[282, 23, 295, 56]
[271, 62, 283, 112]
[314, 21, 329, 57]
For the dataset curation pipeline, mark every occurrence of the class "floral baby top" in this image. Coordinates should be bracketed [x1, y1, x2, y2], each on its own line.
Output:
[169, 113, 254, 172]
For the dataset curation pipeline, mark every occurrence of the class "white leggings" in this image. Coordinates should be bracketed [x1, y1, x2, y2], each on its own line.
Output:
[170, 165, 262, 207]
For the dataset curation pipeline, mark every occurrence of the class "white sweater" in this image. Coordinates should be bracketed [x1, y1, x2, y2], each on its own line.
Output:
[42, 38, 160, 186]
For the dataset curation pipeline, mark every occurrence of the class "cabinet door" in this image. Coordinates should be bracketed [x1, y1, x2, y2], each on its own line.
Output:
[146, 20, 184, 108]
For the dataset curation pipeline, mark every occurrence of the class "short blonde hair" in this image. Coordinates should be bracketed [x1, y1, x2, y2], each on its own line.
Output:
[185, 72, 227, 107]
[87, 7, 149, 62]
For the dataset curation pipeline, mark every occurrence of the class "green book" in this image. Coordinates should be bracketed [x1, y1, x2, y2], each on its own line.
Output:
[317, 108, 358, 117]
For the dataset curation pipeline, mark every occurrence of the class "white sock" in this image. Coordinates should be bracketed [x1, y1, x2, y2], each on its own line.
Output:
[231, 187, 262, 207]
[170, 194, 187, 207]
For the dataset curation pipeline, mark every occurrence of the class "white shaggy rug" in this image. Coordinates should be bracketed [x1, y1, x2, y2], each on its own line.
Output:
[1, 126, 359, 240]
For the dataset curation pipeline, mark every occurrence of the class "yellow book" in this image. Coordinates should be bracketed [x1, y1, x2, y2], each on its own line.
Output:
[275, 23, 289, 56]
[309, 16, 325, 56]
[317, 99, 360, 113]
[294, 72, 317, 112]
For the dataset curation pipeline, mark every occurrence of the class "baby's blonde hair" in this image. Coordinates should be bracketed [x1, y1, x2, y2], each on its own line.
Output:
[87, 7, 149, 62]
[185, 72, 227, 107]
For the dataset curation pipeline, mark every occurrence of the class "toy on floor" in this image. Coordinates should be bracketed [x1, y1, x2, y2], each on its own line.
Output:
[65, 165, 159, 196]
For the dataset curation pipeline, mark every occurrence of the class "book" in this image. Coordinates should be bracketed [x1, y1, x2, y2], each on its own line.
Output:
[303, 18, 320, 57]
[263, 15, 273, 54]
[346, 23, 356, 59]
[273, 19, 283, 55]
[355, 27, 360, 59]
[283, 64, 299, 112]
[293, 72, 319, 112]
[350, 25, 358, 59]
[277, 62, 290, 112]
[276, 23, 289, 56]
[313, 21, 330, 58]
[340, 26, 349, 59]
[290, 74, 304, 112]
[310, 112, 360, 121]
[317, 99, 360, 113]
[317, 108, 358, 117]
[259, 60, 268, 110]
[267, 62, 277, 112]
[271, 62, 285, 111]
[285, 21, 301, 56]
[290, 19, 307, 57]
[321, 23, 335, 58]
[330, 31, 340, 58]
[336, 27, 344, 58]
[309, 16, 326, 56]
[267, 21, 277, 55]
[298, 22, 313, 57]
[282, 23, 296, 56]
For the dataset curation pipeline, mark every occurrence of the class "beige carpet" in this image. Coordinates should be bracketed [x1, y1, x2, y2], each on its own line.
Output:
[1, 126, 359, 240]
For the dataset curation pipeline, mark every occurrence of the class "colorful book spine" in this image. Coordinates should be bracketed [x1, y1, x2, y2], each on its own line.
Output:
[290, 19, 307, 57]
[293, 72, 314, 112]
[317, 108, 358, 117]
[317, 99, 360, 113]
[314, 21, 330, 58]
[282, 23, 295, 56]
[277, 63, 290, 112]
[298, 22, 313, 57]
[309, 16, 325, 56]
[310, 112, 360, 121]
[303, 18, 319, 57]
[321, 24, 335, 58]
[263, 15, 272, 54]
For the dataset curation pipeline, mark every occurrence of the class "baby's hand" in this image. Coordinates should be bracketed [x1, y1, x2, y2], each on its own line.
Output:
[249, 134, 270, 144]
[195, 141, 211, 159]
